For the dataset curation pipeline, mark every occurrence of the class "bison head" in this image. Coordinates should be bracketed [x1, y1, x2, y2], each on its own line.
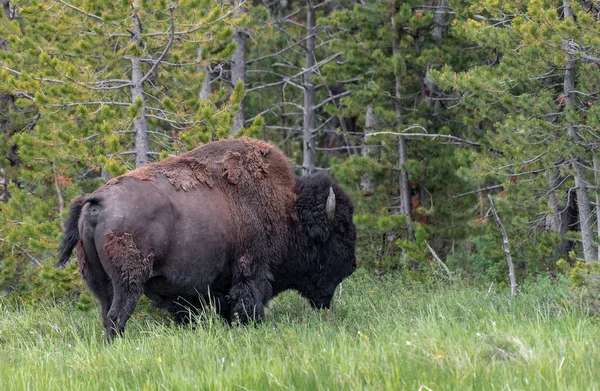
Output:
[292, 173, 357, 309]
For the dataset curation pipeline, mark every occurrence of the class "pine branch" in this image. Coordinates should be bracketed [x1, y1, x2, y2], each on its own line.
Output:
[56, 102, 131, 108]
[366, 129, 481, 147]
[138, 5, 176, 86]
[0, 65, 64, 84]
[56, 0, 103, 22]
[313, 90, 352, 110]
[448, 185, 504, 200]
[0, 238, 42, 266]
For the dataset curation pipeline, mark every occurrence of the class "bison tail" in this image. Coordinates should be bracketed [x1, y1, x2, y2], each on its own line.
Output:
[56, 196, 87, 268]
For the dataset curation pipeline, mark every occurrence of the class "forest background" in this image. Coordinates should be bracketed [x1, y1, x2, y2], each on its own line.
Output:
[0, 0, 599, 302]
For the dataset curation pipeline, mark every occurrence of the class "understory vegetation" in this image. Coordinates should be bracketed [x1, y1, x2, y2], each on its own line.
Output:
[1, 271, 599, 390]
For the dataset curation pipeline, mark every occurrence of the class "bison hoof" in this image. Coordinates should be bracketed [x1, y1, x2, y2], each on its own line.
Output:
[105, 327, 124, 343]
[230, 302, 264, 325]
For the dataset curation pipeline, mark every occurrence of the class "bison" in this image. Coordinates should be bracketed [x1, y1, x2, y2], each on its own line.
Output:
[57, 138, 356, 340]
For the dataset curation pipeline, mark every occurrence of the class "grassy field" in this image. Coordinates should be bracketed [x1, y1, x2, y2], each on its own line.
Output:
[0, 270, 598, 391]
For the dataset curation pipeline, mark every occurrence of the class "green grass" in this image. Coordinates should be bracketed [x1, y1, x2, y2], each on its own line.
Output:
[0, 271, 598, 390]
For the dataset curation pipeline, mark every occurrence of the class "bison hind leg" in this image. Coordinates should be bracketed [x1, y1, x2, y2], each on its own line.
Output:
[102, 231, 152, 341]
[76, 241, 113, 328]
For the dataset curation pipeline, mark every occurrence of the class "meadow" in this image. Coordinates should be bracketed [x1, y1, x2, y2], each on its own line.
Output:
[0, 271, 598, 391]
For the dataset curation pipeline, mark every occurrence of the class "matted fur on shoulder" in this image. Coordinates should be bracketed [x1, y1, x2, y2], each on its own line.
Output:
[106, 137, 293, 194]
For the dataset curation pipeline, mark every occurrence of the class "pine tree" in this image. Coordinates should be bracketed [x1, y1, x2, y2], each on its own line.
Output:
[325, 0, 484, 271]
[0, 0, 241, 296]
[434, 0, 600, 263]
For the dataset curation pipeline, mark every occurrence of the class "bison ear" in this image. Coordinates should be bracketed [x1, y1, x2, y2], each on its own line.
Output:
[326, 186, 336, 222]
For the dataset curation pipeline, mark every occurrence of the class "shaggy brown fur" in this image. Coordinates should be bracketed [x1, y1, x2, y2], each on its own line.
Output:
[104, 231, 152, 289]
[58, 138, 357, 340]
[107, 137, 282, 194]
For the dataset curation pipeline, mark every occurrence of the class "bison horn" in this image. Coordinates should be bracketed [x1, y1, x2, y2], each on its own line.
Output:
[326, 186, 336, 222]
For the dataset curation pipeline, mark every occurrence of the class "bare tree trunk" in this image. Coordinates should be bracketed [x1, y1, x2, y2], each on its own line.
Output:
[563, 0, 595, 262]
[392, 15, 413, 237]
[433, 0, 448, 43]
[53, 163, 64, 230]
[302, 2, 316, 176]
[230, 0, 247, 136]
[594, 155, 600, 261]
[1, 0, 16, 202]
[131, 0, 149, 168]
[547, 170, 571, 257]
[425, 0, 448, 108]
[360, 105, 378, 191]
[198, 48, 212, 101]
[488, 194, 517, 297]
[0, 169, 7, 203]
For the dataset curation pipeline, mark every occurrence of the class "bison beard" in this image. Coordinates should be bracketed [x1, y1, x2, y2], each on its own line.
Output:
[57, 138, 356, 340]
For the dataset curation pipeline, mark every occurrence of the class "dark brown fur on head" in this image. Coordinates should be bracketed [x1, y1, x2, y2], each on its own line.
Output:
[272, 173, 357, 309]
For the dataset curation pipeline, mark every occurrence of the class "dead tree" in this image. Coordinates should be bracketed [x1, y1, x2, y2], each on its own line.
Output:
[488, 194, 517, 298]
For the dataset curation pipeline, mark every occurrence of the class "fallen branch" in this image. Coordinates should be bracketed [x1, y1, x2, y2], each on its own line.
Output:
[425, 240, 453, 280]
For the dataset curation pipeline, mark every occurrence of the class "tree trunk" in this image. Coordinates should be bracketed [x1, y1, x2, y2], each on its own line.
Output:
[360, 105, 378, 191]
[198, 48, 212, 101]
[1, 0, 18, 201]
[392, 15, 413, 237]
[425, 0, 448, 108]
[488, 194, 518, 297]
[53, 163, 65, 230]
[563, 0, 595, 262]
[433, 0, 448, 43]
[594, 156, 600, 261]
[302, 2, 316, 176]
[229, 0, 247, 136]
[131, 0, 149, 168]
[546, 170, 571, 257]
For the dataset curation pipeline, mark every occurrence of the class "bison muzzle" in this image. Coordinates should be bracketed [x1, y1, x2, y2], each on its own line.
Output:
[57, 138, 356, 340]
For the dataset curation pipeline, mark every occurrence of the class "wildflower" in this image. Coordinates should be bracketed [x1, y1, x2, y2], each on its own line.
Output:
[437, 354, 443, 359]
[479, 308, 483, 311]
[369, 290, 374, 293]
[157, 357, 162, 363]
[406, 340, 411, 345]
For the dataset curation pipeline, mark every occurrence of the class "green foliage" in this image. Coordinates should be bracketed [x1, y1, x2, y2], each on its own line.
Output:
[556, 259, 600, 316]
[0, 0, 599, 302]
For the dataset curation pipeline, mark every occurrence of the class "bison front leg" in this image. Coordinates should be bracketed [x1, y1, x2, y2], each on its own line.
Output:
[228, 255, 272, 324]
[102, 232, 152, 341]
